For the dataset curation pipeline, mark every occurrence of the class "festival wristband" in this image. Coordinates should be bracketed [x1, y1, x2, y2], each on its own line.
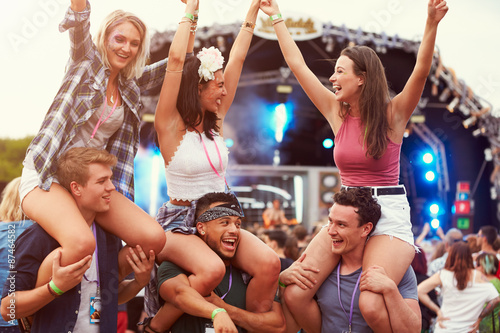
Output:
[47, 283, 60, 297]
[211, 308, 227, 321]
[49, 280, 64, 296]
[184, 12, 195, 21]
[278, 279, 286, 288]
[270, 13, 282, 21]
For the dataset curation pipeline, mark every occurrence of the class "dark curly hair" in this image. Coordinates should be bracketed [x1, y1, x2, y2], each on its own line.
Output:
[333, 187, 381, 235]
[195, 192, 240, 218]
[177, 56, 220, 140]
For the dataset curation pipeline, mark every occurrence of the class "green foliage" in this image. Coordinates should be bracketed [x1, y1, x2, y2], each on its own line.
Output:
[0, 136, 33, 182]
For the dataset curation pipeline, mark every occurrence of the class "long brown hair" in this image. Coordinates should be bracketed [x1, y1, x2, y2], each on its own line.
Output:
[444, 242, 474, 290]
[338, 46, 391, 159]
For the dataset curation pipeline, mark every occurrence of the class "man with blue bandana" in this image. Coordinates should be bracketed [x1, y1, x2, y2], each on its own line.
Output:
[140, 192, 286, 333]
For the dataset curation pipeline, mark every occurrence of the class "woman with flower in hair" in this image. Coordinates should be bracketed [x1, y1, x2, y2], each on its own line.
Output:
[19, 0, 167, 287]
[140, 0, 280, 331]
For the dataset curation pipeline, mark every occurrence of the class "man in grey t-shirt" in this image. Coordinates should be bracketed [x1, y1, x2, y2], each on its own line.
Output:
[280, 188, 421, 332]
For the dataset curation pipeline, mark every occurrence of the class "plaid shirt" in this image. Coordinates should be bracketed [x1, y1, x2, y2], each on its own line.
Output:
[28, 2, 167, 200]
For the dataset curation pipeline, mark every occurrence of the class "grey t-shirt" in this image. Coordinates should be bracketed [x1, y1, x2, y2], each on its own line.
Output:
[316, 265, 417, 333]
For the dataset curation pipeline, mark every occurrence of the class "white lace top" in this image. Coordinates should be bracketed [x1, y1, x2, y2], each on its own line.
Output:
[166, 131, 228, 201]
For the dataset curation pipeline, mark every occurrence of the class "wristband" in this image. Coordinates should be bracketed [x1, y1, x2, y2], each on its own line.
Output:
[211, 308, 227, 321]
[270, 13, 282, 21]
[49, 280, 64, 296]
[184, 12, 195, 21]
[278, 279, 286, 288]
[47, 282, 60, 298]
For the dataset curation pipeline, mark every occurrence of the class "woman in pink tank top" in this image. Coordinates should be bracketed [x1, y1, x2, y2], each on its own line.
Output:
[261, 0, 448, 331]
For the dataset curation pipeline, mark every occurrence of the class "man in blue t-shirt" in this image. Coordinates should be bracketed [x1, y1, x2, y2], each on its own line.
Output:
[280, 187, 421, 332]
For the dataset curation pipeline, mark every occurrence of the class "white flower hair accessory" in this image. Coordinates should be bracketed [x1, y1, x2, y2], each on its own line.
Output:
[197, 46, 224, 82]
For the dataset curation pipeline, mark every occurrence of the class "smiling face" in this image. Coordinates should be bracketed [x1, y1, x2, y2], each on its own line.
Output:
[199, 70, 227, 113]
[327, 203, 372, 256]
[329, 55, 364, 104]
[197, 202, 241, 261]
[73, 163, 115, 216]
[106, 21, 141, 73]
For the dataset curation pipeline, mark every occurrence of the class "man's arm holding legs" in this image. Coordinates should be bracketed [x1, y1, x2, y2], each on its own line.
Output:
[360, 265, 421, 333]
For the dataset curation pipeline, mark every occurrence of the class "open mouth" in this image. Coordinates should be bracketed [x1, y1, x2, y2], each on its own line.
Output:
[332, 239, 343, 246]
[333, 85, 341, 94]
[222, 238, 237, 251]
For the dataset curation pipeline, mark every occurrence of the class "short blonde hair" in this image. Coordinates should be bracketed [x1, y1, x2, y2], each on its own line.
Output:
[94, 10, 150, 81]
[0, 177, 22, 222]
[56, 148, 117, 191]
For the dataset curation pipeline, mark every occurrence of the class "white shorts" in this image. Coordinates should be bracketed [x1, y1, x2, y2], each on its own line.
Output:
[19, 150, 60, 208]
[342, 185, 415, 249]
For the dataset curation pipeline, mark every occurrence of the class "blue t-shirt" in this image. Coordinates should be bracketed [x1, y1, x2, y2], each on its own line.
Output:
[316, 265, 418, 333]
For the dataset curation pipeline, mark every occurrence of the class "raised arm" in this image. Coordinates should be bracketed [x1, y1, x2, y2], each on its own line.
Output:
[219, 0, 260, 117]
[154, 0, 198, 160]
[259, 0, 339, 128]
[206, 293, 286, 333]
[70, 0, 86, 11]
[1, 250, 91, 320]
[391, 0, 448, 127]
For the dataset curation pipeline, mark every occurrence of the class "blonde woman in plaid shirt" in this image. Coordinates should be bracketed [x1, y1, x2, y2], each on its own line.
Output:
[19, 0, 166, 285]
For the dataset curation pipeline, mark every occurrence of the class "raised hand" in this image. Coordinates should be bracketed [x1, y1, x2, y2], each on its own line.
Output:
[259, 0, 280, 16]
[428, 0, 448, 24]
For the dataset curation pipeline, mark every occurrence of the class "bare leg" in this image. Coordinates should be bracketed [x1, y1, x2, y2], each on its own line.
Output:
[359, 235, 415, 332]
[96, 190, 166, 263]
[22, 184, 96, 285]
[231, 230, 281, 313]
[157, 232, 226, 295]
[283, 227, 339, 333]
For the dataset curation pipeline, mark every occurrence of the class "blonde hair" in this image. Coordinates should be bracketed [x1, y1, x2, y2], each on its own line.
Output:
[56, 148, 117, 191]
[94, 10, 150, 81]
[0, 177, 22, 222]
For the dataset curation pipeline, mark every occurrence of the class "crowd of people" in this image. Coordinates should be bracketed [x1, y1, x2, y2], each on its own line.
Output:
[2, 0, 499, 332]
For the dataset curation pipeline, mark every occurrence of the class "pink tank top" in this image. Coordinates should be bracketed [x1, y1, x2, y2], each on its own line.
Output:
[333, 115, 401, 186]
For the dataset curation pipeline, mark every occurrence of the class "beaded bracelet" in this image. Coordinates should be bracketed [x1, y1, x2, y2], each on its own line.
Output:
[241, 21, 255, 29]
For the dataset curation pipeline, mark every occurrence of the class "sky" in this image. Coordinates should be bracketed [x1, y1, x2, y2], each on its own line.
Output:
[1, 0, 499, 139]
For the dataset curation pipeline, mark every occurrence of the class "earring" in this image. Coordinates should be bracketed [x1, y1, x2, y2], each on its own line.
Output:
[201, 231, 205, 235]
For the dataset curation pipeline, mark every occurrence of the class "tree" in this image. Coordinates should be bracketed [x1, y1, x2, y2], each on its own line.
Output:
[0, 137, 33, 182]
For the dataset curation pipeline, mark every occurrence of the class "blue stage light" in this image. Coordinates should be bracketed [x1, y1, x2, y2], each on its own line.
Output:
[425, 171, 436, 181]
[429, 203, 440, 215]
[423, 152, 434, 164]
[431, 218, 440, 229]
[225, 138, 234, 148]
